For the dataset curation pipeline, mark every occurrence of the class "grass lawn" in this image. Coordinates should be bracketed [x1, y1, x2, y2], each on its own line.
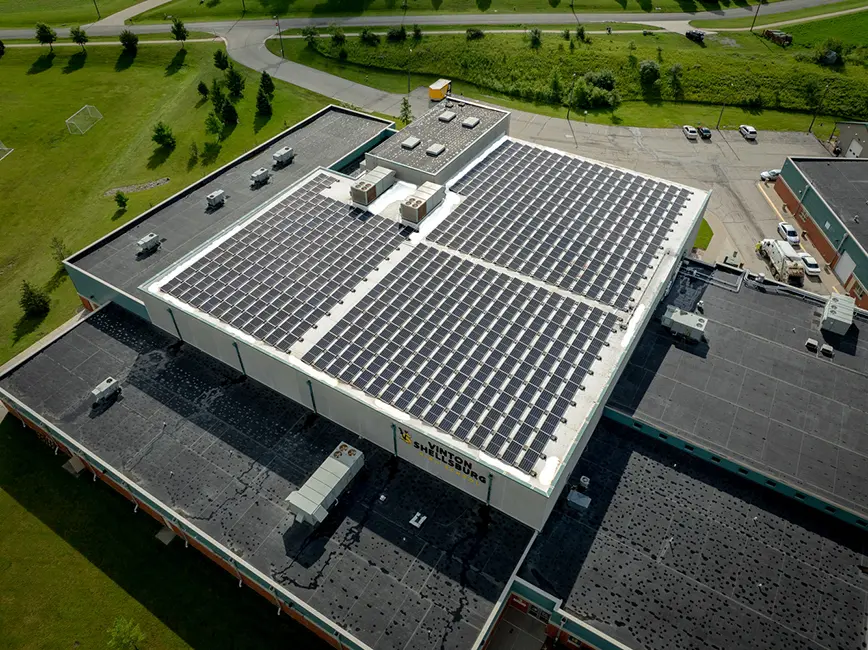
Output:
[1, 31, 216, 44]
[0, 44, 332, 367]
[691, 0, 868, 27]
[278, 23, 662, 35]
[0, 416, 329, 649]
[693, 219, 714, 250]
[785, 9, 868, 47]
[0, 0, 138, 27]
[135, 0, 777, 23]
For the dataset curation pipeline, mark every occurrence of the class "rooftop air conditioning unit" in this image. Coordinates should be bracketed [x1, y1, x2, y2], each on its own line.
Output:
[250, 167, 270, 187]
[400, 182, 445, 227]
[438, 111, 456, 123]
[426, 143, 446, 157]
[287, 442, 365, 527]
[821, 294, 855, 335]
[272, 146, 294, 167]
[136, 233, 161, 255]
[462, 116, 480, 129]
[350, 166, 396, 205]
[91, 377, 121, 407]
[662, 305, 706, 342]
[401, 136, 421, 150]
[206, 190, 225, 209]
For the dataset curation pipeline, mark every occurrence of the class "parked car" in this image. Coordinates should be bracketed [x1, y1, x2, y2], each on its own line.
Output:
[683, 125, 698, 140]
[739, 124, 758, 140]
[777, 221, 800, 245]
[697, 126, 712, 140]
[760, 169, 781, 182]
[798, 252, 821, 276]
[686, 30, 705, 43]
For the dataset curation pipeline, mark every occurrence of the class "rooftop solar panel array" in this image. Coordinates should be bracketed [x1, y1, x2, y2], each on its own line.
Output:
[303, 244, 618, 475]
[430, 140, 693, 310]
[160, 174, 411, 352]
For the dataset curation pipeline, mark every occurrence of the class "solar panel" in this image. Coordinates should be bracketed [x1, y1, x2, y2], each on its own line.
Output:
[434, 140, 691, 309]
[161, 174, 411, 351]
[303, 245, 616, 476]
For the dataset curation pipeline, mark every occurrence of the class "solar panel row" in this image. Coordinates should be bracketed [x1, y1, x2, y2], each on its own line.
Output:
[161, 174, 411, 352]
[432, 140, 691, 310]
[303, 244, 618, 475]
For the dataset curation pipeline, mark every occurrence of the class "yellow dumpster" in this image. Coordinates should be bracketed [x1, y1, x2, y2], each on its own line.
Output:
[428, 79, 452, 102]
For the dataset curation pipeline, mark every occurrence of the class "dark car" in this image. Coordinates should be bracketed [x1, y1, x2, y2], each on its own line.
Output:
[697, 126, 712, 139]
[686, 30, 705, 43]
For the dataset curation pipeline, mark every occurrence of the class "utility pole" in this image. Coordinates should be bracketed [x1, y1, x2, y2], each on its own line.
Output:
[750, 0, 763, 32]
[809, 82, 832, 133]
[92, 0, 101, 19]
[274, 15, 284, 58]
[566, 73, 577, 121]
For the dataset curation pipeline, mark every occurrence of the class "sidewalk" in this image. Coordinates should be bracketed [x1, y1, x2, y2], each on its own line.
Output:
[91, 0, 175, 27]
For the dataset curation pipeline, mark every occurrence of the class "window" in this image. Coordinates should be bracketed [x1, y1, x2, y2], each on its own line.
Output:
[854, 281, 865, 299]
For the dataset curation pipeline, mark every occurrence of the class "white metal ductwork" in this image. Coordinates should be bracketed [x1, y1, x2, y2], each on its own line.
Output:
[287, 442, 365, 526]
[350, 166, 396, 205]
[821, 294, 855, 335]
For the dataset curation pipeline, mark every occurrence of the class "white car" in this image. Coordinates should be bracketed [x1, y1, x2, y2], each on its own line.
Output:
[683, 125, 698, 140]
[798, 252, 821, 276]
[777, 222, 800, 245]
[760, 169, 781, 182]
[739, 124, 758, 140]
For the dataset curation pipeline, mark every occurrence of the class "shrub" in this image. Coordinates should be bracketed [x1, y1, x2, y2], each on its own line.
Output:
[413, 24, 422, 40]
[331, 26, 346, 46]
[548, 71, 562, 103]
[302, 26, 318, 46]
[387, 26, 407, 42]
[584, 69, 615, 90]
[0, 40, 5, 58]
[119, 30, 138, 53]
[197, 80, 209, 99]
[400, 97, 413, 124]
[638, 59, 660, 86]
[338, 47, 348, 60]
[576, 25, 585, 41]
[562, 29, 570, 41]
[107, 617, 145, 650]
[114, 192, 129, 209]
[528, 27, 542, 49]
[213, 49, 229, 69]
[360, 28, 380, 45]
[466, 28, 484, 40]
[667, 62, 683, 97]
[19, 281, 50, 317]
[152, 121, 176, 149]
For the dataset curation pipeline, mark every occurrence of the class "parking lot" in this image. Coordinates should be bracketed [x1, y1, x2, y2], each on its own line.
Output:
[507, 111, 843, 295]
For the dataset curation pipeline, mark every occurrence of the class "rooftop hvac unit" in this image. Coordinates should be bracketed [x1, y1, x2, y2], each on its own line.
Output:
[91, 377, 121, 407]
[136, 233, 161, 255]
[287, 442, 364, 527]
[662, 305, 707, 342]
[350, 166, 396, 205]
[250, 167, 270, 187]
[206, 190, 225, 209]
[401, 136, 421, 150]
[462, 116, 480, 129]
[272, 146, 294, 166]
[438, 111, 456, 123]
[400, 182, 445, 227]
[426, 143, 446, 157]
[821, 294, 855, 335]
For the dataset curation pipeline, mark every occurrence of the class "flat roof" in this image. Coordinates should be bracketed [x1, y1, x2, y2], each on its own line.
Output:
[791, 157, 868, 252]
[70, 107, 391, 300]
[609, 263, 868, 519]
[144, 140, 707, 487]
[367, 101, 508, 175]
[0, 304, 534, 650]
[521, 419, 868, 650]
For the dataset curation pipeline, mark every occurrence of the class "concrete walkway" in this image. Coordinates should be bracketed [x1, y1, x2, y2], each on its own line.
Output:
[91, 0, 176, 27]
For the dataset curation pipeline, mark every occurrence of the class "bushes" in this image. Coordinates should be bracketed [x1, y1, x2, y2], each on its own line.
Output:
[360, 28, 380, 46]
[151, 122, 176, 149]
[119, 29, 138, 53]
[584, 69, 615, 91]
[466, 28, 484, 41]
[528, 28, 543, 49]
[302, 26, 318, 46]
[387, 26, 407, 42]
[413, 24, 422, 40]
[331, 26, 345, 46]
[19, 281, 50, 318]
[638, 60, 660, 86]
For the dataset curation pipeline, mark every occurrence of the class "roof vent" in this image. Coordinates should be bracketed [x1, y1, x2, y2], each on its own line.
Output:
[805, 338, 819, 352]
[401, 136, 421, 150]
[462, 116, 480, 129]
[821, 343, 835, 357]
[439, 111, 456, 122]
[287, 442, 364, 527]
[426, 143, 446, 157]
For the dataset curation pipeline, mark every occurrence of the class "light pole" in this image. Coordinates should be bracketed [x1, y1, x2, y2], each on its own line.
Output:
[274, 15, 284, 58]
[407, 48, 413, 94]
[92, 0, 101, 19]
[809, 82, 832, 133]
[566, 73, 577, 121]
[750, 0, 763, 32]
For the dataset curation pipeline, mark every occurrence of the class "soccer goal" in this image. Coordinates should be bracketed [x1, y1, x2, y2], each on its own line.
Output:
[0, 141, 12, 162]
[66, 105, 103, 135]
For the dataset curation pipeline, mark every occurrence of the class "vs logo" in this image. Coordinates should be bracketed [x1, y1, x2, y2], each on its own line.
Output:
[399, 428, 412, 444]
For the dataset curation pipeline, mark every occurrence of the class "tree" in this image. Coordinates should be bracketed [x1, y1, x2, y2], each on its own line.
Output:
[213, 49, 229, 70]
[413, 24, 422, 40]
[548, 71, 562, 104]
[331, 26, 345, 46]
[0, 40, 5, 58]
[360, 28, 380, 45]
[49, 237, 70, 268]
[197, 80, 209, 100]
[205, 111, 223, 139]
[667, 63, 683, 98]
[256, 87, 273, 116]
[171, 17, 188, 48]
[302, 26, 318, 46]
[210, 79, 226, 113]
[220, 101, 238, 125]
[638, 60, 660, 86]
[225, 65, 245, 98]
[259, 70, 275, 96]
[152, 121, 176, 149]
[400, 97, 413, 125]
[107, 617, 145, 650]
[387, 26, 407, 42]
[70, 26, 88, 51]
[119, 30, 138, 53]
[561, 29, 570, 41]
[575, 24, 585, 42]
[528, 27, 542, 49]
[114, 191, 129, 210]
[19, 281, 50, 318]
[466, 28, 484, 41]
[35, 23, 57, 52]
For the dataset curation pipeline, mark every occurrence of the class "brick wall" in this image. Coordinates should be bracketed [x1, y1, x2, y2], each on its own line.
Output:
[774, 177, 839, 264]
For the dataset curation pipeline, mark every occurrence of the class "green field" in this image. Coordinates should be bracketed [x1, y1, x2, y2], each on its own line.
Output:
[690, 0, 868, 27]
[0, 417, 329, 649]
[0, 44, 331, 367]
[269, 31, 867, 122]
[135, 0, 777, 23]
[0, 0, 138, 27]
[785, 9, 868, 47]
